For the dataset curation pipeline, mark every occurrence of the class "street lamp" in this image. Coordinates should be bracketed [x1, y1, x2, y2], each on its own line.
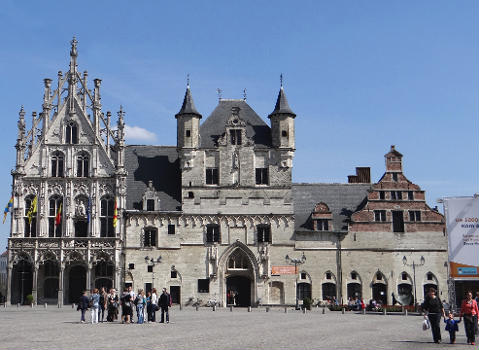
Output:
[145, 256, 162, 290]
[285, 252, 306, 310]
[402, 255, 425, 309]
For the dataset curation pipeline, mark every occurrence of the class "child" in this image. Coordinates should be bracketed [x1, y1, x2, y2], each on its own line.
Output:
[444, 311, 461, 344]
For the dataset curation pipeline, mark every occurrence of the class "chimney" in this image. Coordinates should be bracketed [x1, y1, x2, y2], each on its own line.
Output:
[348, 167, 371, 183]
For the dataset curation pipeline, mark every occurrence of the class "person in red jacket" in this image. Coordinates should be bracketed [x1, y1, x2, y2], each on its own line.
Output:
[460, 290, 479, 345]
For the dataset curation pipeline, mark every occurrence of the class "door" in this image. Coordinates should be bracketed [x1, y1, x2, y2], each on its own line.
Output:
[170, 286, 180, 304]
[226, 276, 251, 307]
[68, 265, 86, 303]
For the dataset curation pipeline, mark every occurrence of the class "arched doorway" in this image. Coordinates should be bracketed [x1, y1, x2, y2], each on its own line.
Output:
[226, 275, 251, 307]
[322, 283, 337, 301]
[372, 284, 387, 305]
[397, 283, 413, 305]
[41, 260, 60, 302]
[347, 283, 362, 299]
[94, 261, 114, 291]
[11, 260, 33, 304]
[68, 265, 86, 303]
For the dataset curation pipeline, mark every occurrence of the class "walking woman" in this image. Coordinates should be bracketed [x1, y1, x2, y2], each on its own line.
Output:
[421, 287, 445, 343]
[460, 290, 479, 345]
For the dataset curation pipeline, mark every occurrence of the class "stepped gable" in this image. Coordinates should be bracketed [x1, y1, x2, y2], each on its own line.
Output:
[125, 145, 181, 211]
[199, 99, 271, 148]
[293, 183, 371, 232]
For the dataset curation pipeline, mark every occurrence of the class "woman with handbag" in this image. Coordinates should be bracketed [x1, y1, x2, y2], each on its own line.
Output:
[460, 290, 479, 345]
[421, 287, 445, 343]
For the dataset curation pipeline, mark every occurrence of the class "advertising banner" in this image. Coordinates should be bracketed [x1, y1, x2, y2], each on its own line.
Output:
[271, 266, 297, 275]
[444, 197, 479, 278]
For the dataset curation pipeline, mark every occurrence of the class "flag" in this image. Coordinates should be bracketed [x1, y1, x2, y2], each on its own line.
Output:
[55, 202, 62, 226]
[3, 196, 13, 224]
[27, 196, 37, 225]
[112, 198, 118, 227]
[87, 197, 91, 223]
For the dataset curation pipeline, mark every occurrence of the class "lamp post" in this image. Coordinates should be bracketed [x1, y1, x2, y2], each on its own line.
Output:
[145, 256, 162, 291]
[285, 252, 306, 310]
[402, 255, 425, 309]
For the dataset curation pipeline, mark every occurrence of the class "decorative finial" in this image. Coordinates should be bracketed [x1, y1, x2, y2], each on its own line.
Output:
[19, 105, 25, 117]
[187, 74, 190, 88]
[280, 73, 283, 88]
[217, 88, 222, 101]
[70, 36, 78, 57]
[118, 105, 125, 118]
[243, 88, 247, 101]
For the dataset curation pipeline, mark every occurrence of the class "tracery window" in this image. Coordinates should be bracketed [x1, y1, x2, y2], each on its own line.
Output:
[48, 196, 63, 237]
[76, 152, 89, 178]
[100, 197, 115, 237]
[51, 151, 64, 177]
[66, 121, 78, 144]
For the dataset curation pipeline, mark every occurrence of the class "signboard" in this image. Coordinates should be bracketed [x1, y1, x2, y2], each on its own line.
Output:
[271, 266, 297, 275]
[444, 197, 479, 278]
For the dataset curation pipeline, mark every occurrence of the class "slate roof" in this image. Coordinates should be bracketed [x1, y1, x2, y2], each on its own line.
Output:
[269, 87, 296, 117]
[292, 183, 371, 232]
[176, 86, 202, 117]
[125, 145, 181, 211]
[199, 99, 272, 148]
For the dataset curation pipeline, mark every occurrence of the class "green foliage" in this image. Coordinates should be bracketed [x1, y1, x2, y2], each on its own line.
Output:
[26, 294, 34, 304]
[302, 297, 312, 310]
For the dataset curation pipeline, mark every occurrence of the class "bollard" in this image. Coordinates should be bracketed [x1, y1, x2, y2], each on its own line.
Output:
[3, 303, 6, 308]
[322, 307, 325, 314]
[302, 308, 306, 314]
[230, 306, 233, 312]
[404, 309, 408, 316]
[17, 303, 20, 308]
[362, 308, 366, 315]
[44, 303, 47, 309]
[31, 303, 34, 308]
[248, 306, 252, 312]
[72, 303, 75, 309]
[284, 307, 288, 314]
[195, 305, 199, 311]
[341, 308, 345, 314]
[179, 304, 183, 311]
[383, 308, 387, 315]
[266, 307, 270, 312]
[58, 303, 61, 308]
[213, 305, 216, 311]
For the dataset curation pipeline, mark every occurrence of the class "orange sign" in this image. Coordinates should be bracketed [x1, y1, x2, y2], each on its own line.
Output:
[271, 266, 297, 275]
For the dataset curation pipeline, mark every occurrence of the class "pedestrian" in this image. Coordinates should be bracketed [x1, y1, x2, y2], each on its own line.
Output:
[128, 286, 136, 323]
[89, 288, 100, 324]
[421, 287, 445, 343]
[78, 291, 89, 324]
[159, 288, 170, 323]
[121, 288, 132, 324]
[460, 290, 479, 345]
[107, 288, 119, 322]
[98, 287, 107, 322]
[136, 289, 146, 324]
[151, 288, 158, 322]
[444, 311, 461, 344]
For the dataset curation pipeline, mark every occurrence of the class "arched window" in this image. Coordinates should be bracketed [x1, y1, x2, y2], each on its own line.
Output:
[51, 151, 64, 177]
[228, 250, 249, 270]
[24, 195, 37, 237]
[100, 197, 115, 237]
[48, 196, 63, 237]
[76, 152, 89, 178]
[65, 121, 78, 144]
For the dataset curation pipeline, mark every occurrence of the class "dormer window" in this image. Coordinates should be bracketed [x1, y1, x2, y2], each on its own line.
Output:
[311, 202, 333, 231]
[66, 121, 78, 144]
[316, 219, 329, 231]
[230, 129, 242, 145]
[142, 180, 160, 211]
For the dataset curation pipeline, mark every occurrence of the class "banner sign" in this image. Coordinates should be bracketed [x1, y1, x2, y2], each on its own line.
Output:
[271, 266, 297, 275]
[444, 197, 479, 278]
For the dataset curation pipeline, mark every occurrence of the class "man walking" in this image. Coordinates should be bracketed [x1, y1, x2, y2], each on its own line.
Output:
[159, 288, 170, 323]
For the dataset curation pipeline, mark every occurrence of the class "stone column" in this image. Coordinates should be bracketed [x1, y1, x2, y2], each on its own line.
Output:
[86, 264, 92, 291]
[6, 265, 12, 306]
[32, 266, 38, 305]
[57, 267, 64, 307]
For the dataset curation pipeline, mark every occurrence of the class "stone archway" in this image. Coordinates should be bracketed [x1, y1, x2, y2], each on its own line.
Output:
[68, 265, 86, 303]
[11, 260, 33, 305]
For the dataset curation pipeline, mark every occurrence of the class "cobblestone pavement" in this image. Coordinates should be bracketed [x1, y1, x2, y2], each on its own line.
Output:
[0, 306, 474, 350]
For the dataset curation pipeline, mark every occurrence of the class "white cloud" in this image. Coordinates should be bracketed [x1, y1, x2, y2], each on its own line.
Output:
[125, 125, 157, 143]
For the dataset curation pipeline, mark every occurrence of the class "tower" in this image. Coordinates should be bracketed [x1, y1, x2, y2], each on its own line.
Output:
[176, 83, 202, 149]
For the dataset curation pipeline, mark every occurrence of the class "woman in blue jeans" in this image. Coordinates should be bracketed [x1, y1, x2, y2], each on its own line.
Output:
[136, 290, 146, 324]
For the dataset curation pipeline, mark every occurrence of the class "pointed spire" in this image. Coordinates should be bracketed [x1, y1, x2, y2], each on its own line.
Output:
[176, 82, 202, 118]
[69, 36, 78, 74]
[269, 76, 296, 117]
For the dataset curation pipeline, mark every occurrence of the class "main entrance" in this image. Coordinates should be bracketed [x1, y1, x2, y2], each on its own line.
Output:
[68, 265, 86, 303]
[226, 275, 251, 307]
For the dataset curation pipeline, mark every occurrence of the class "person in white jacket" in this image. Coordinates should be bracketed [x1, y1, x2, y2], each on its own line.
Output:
[150, 288, 158, 322]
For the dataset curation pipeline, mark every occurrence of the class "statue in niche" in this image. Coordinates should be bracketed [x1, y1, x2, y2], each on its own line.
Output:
[75, 197, 87, 218]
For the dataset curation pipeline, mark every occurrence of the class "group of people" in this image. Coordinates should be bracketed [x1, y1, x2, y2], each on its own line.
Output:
[422, 288, 479, 345]
[347, 297, 366, 311]
[78, 286, 172, 324]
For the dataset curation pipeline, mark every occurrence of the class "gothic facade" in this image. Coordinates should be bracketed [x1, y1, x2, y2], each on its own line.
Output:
[6, 40, 448, 307]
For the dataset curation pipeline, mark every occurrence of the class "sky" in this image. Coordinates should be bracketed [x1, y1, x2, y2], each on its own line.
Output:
[0, 1, 477, 250]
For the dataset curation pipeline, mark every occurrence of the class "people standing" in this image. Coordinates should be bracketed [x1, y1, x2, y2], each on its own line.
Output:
[98, 287, 107, 322]
[460, 290, 479, 345]
[121, 288, 132, 324]
[151, 288, 158, 322]
[444, 311, 461, 344]
[107, 288, 119, 322]
[128, 286, 136, 323]
[78, 291, 89, 324]
[136, 290, 146, 324]
[421, 287, 445, 343]
[159, 288, 170, 324]
[89, 288, 100, 324]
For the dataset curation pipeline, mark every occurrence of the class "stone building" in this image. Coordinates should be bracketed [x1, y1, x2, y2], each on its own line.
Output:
[6, 40, 448, 307]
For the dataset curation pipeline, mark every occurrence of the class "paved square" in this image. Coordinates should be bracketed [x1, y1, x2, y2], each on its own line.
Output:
[0, 306, 474, 349]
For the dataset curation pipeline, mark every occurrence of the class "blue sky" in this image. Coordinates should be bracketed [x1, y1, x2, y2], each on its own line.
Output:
[0, 1, 477, 249]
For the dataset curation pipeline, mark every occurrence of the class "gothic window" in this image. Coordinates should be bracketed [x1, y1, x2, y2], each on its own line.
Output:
[206, 224, 220, 243]
[65, 121, 78, 144]
[95, 262, 113, 277]
[230, 129, 242, 145]
[51, 151, 64, 177]
[255, 168, 269, 185]
[316, 219, 329, 231]
[206, 168, 219, 185]
[257, 224, 271, 243]
[100, 197, 115, 237]
[48, 196, 63, 237]
[374, 210, 386, 222]
[143, 227, 157, 247]
[409, 210, 421, 222]
[76, 152, 89, 178]
[228, 250, 248, 269]
[24, 195, 37, 237]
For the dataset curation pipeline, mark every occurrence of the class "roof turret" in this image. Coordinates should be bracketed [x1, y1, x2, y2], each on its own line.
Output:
[176, 85, 202, 118]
